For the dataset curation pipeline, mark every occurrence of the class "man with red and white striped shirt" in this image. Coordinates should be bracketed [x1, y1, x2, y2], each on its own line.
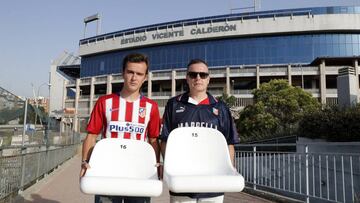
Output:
[80, 53, 161, 203]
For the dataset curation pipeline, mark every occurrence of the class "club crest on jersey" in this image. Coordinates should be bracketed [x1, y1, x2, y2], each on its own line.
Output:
[139, 107, 146, 118]
[212, 107, 219, 116]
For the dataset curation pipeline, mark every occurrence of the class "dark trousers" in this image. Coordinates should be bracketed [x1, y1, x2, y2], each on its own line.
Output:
[95, 195, 151, 203]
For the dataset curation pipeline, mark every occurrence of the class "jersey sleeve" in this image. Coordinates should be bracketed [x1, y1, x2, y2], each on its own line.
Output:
[146, 102, 161, 138]
[159, 99, 173, 141]
[86, 98, 106, 135]
[223, 104, 240, 144]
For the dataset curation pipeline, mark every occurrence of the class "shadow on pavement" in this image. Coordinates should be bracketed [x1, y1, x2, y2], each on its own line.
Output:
[15, 194, 60, 203]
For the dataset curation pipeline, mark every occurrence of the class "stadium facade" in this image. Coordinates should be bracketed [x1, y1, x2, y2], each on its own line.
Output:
[53, 6, 360, 131]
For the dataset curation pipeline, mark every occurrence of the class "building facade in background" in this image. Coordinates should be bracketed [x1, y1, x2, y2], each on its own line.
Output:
[28, 97, 49, 113]
[53, 6, 360, 132]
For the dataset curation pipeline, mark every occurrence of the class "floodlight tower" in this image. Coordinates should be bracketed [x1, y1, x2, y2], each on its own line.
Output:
[230, 0, 261, 13]
[83, 13, 101, 38]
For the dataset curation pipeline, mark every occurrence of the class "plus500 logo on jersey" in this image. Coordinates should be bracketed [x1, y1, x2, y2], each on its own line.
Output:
[109, 121, 145, 133]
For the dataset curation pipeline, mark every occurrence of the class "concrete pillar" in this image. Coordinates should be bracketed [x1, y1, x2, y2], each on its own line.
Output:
[226, 67, 230, 95]
[256, 65, 260, 89]
[61, 80, 67, 135]
[59, 119, 63, 137]
[354, 59, 359, 100]
[320, 60, 326, 105]
[62, 80, 67, 111]
[106, 75, 112, 94]
[74, 79, 80, 132]
[148, 72, 152, 98]
[89, 77, 95, 113]
[172, 70, 176, 97]
[287, 64, 292, 85]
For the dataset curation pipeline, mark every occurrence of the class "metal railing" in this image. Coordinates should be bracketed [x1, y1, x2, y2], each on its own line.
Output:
[152, 71, 172, 78]
[235, 142, 360, 203]
[152, 91, 172, 97]
[80, 78, 91, 84]
[0, 144, 79, 202]
[231, 89, 253, 95]
[95, 76, 107, 82]
[112, 74, 122, 81]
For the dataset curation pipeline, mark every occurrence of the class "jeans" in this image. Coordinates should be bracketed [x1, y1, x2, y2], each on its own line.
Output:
[170, 195, 224, 203]
[95, 195, 151, 203]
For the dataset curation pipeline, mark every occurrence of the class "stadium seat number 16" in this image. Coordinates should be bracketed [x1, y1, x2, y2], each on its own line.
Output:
[192, 133, 198, 137]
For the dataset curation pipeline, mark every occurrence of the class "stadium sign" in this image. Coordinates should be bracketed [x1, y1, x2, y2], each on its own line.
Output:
[120, 24, 237, 45]
[190, 24, 236, 35]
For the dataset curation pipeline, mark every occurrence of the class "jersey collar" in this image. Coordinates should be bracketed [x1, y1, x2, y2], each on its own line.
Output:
[178, 91, 218, 105]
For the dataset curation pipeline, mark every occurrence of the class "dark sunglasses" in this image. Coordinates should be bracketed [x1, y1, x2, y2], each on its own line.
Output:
[187, 71, 209, 79]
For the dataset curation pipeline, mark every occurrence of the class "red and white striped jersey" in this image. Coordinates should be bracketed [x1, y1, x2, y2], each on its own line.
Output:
[86, 93, 161, 141]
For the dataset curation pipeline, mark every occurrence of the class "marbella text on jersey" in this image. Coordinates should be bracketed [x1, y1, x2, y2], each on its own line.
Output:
[177, 122, 218, 130]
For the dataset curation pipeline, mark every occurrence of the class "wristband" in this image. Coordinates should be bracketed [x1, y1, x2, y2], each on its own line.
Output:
[81, 160, 89, 165]
[155, 162, 163, 167]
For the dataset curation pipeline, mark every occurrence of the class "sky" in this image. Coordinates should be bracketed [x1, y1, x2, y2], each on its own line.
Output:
[0, 0, 359, 98]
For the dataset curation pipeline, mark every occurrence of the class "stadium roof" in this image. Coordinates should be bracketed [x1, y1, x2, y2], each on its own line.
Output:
[80, 6, 360, 45]
[54, 51, 80, 79]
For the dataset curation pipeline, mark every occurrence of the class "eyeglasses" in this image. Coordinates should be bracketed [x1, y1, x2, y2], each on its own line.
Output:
[187, 71, 209, 79]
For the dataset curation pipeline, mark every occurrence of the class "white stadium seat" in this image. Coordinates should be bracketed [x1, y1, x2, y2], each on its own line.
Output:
[163, 127, 245, 193]
[80, 138, 162, 197]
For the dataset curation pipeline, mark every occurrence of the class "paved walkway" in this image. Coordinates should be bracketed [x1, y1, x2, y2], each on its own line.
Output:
[15, 155, 273, 203]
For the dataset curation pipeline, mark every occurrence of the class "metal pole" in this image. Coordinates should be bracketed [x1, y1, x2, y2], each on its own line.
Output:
[31, 84, 38, 125]
[20, 98, 28, 193]
[47, 72, 51, 146]
[83, 23, 87, 39]
[22, 99, 28, 146]
[97, 14, 101, 35]
[305, 145, 310, 203]
[301, 64, 304, 89]
[253, 146, 257, 190]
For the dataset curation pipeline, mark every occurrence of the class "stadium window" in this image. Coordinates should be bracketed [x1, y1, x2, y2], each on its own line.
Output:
[339, 34, 346, 44]
[332, 34, 340, 44]
[339, 44, 346, 56]
[353, 43, 359, 55]
[346, 44, 353, 56]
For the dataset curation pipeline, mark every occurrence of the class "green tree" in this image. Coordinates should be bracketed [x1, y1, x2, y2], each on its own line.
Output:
[216, 93, 236, 108]
[237, 101, 279, 142]
[237, 79, 320, 142]
[216, 93, 238, 117]
[299, 105, 360, 141]
[18, 104, 48, 125]
[0, 108, 24, 124]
